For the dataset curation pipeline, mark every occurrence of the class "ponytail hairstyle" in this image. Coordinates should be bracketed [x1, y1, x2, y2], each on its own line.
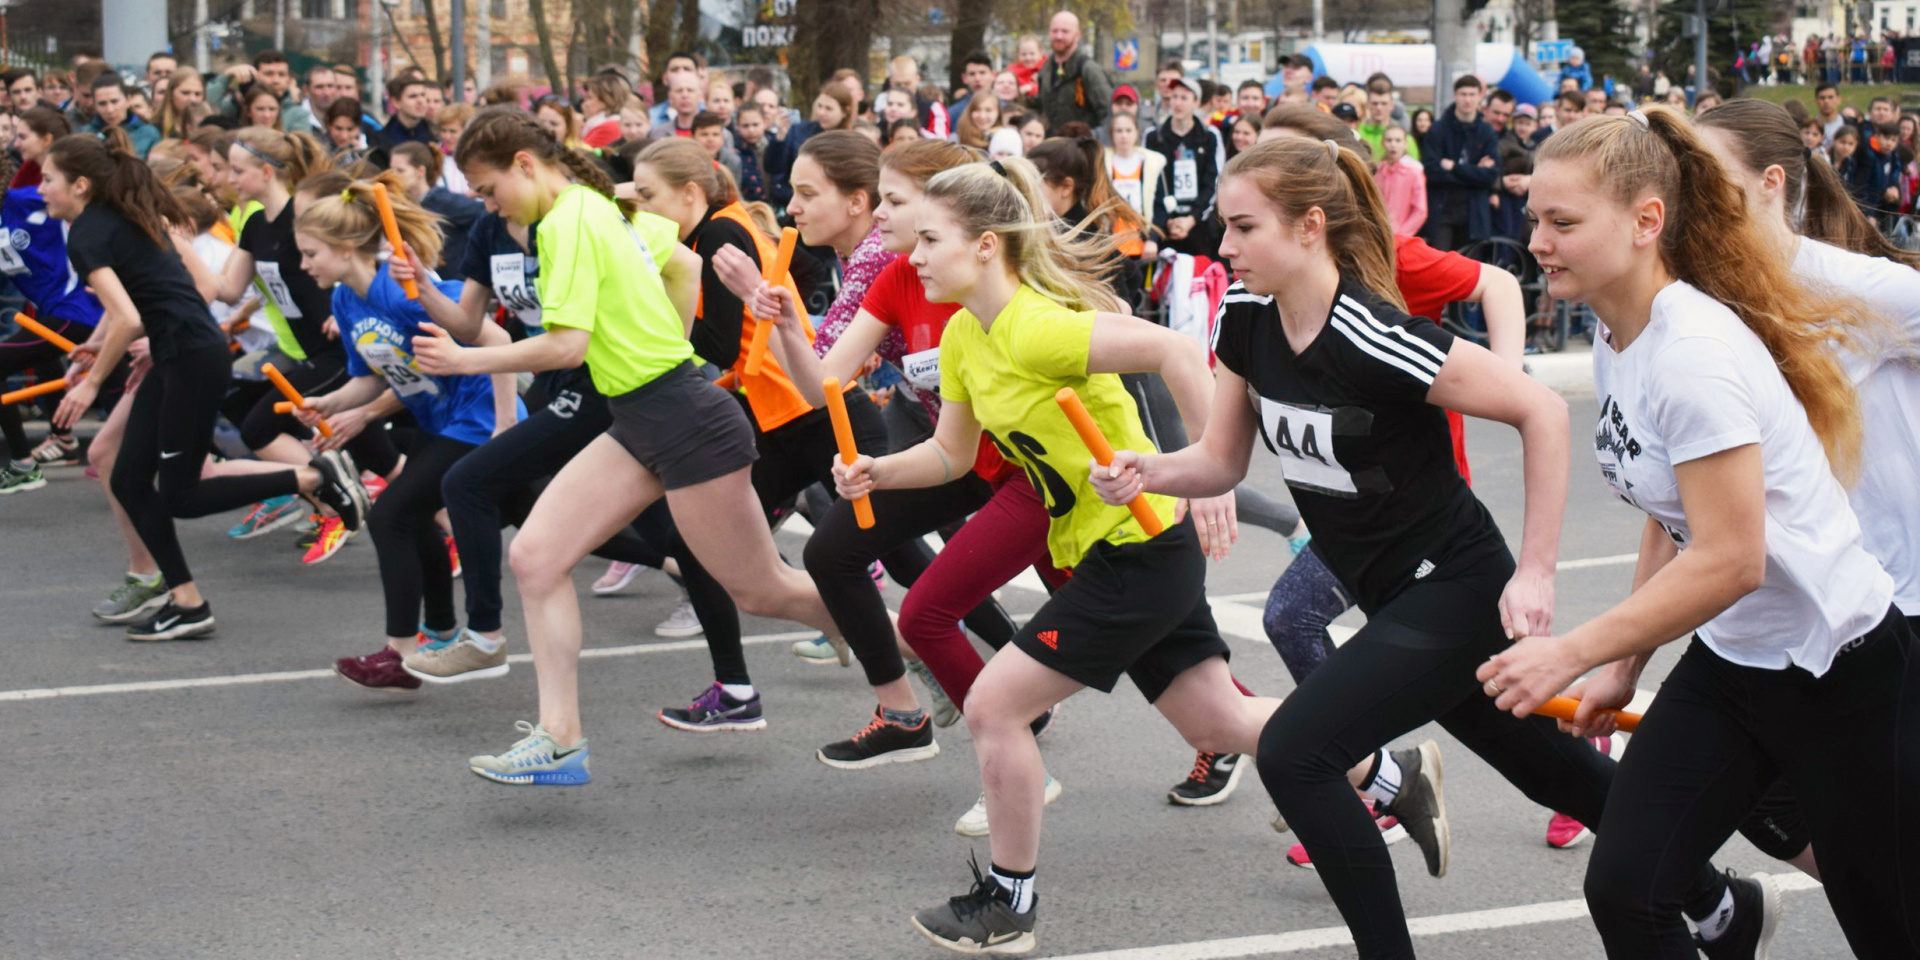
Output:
[1695, 98, 1920, 270]
[455, 106, 636, 217]
[293, 168, 354, 203]
[634, 136, 740, 207]
[1026, 135, 1143, 236]
[1221, 137, 1404, 311]
[881, 138, 980, 188]
[293, 170, 445, 269]
[921, 157, 1125, 315]
[166, 170, 225, 235]
[232, 126, 332, 190]
[97, 124, 136, 159]
[1537, 106, 1866, 479]
[45, 134, 190, 248]
[797, 129, 881, 211]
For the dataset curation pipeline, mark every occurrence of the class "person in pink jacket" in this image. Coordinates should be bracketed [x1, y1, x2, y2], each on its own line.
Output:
[1372, 124, 1427, 236]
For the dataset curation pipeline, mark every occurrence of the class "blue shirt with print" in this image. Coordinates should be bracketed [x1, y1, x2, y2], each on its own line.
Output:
[335, 262, 520, 445]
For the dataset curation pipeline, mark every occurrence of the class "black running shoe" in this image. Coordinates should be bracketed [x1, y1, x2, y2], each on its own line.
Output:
[126, 600, 216, 642]
[1169, 751, 1247, 806]
[1384, 740, 1450, 878]
[1029, 706, 1055, 739]
[910, 854, 1037, 956]
[817, 708, 941, 770]
[310, 450, 369, 532]
[1695, 871, 1781, 960]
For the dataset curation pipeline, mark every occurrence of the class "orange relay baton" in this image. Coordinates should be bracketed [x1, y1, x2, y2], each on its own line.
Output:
[823, 376, 875, 529]
[14, 313, 80, 353]
[1534, 696, 1641, 733]
[262, 362, 333, 438]
[2, 378, 67, 405]
[1056, 387, 1164, 537]
[743, 227, 800, 378]
[371, 183, 418, 299]
[274, 401, 295, 414]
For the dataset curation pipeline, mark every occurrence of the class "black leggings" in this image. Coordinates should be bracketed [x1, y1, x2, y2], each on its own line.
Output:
[113, 345, 303, 588]
[1253, 550, 1723, 960]
[369, 433, 475, 638]
[238, 349, 399, 476]
[440, 379, 672, 634]
[0, 315, 88, 460]
[1585, 613, 1920, 959]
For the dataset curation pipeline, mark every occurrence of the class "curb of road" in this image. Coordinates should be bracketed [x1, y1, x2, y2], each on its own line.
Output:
[1529, 347, 1594, 398]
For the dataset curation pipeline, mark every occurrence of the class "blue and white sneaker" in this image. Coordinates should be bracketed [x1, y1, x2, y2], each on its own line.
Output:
[790, 633, 851, 667]
[468, 721, 591, 786]
[658, 682, 768, 732]
[228, 495, 307, 539]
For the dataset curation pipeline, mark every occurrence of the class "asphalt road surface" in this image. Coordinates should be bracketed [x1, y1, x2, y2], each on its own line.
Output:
[0, 398, 1854, 959]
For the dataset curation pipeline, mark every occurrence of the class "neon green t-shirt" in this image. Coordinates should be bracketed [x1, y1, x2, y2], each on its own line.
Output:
[227, 200, 302, 361]
[630, 210, 679, 271]
[536, 186, 693, 396]
[939, 284, 1177, 569]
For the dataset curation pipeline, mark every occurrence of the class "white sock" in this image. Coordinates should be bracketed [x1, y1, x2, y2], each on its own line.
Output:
[468, 631, 503, 654]
[990, 866, 1035, 913]
[1361, 750, 1403, 807]
[720, 682, 756, 701]
[1695, 887, 1737, 942]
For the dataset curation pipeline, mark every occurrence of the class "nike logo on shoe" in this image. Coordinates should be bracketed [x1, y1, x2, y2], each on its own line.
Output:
[152, 616, 182, 631]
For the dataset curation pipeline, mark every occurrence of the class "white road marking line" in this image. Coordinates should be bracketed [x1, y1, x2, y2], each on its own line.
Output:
[1047, 873, 1822, 960]
[1556, 553, 1639, 571]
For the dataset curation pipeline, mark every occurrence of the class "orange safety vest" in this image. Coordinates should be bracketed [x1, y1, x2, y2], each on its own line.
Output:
[699, 201, 817, 432]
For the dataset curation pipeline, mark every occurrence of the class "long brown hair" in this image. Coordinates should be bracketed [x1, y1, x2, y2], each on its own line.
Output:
[1695, 98, 1920, 269]
[153, 65, 204, 139]
[955, 96, 1003, 149]
[797, 130, 880, 208]
[1221, 137, 1403, 311]
[455, 106, 635, 217]
[812, 84, 856, 131]
[634, 136, 739, 207]
[1537, 106, 1866, 479]
[881, 138, 979, 187]
[46, 134, 189, 248]
[1027, 135, 1142, 236]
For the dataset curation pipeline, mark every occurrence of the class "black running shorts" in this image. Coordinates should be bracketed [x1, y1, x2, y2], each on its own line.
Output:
[606, 361, 759, 490]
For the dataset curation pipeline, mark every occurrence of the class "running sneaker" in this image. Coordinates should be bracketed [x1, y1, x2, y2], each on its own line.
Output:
[446, 535, 461, 578]
[1169, 752, 1247, 806]
[818, 708, 941, 769]
[309, 449, 369, 532]
[402, 630, 509, 684]
[1288, 531, 1313, 555]
[789, 633, 851, 666]
[908, 659, 962, 728]
[334, 646, 422, 692]
[652, 597, 704, 638]
[301, 516, 354, 565]
[911, 854, 1037, 956]
[0, 460, 46, 494]
[1285, 801, 1407, 869]
[592, 560, 640, 595]
[1546, 733, 1621, 849]
[29, 433, 80, 467]
[869, 560, 886, 585]
[1385, 740, 1450, 878]
[1695, 871, 1781, 960]
[658, 682, 767, 732]
[361, 474, 388, 501]
[92, 574, 170, 624]
[469, 720, 591, 786]
[125, 600, 216, 642]
[227, 495, 306, 539]
[954, 776, 1062, 837]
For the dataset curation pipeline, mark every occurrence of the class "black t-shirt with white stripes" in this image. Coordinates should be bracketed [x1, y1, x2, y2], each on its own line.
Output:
[1212, 277, 1508, 613]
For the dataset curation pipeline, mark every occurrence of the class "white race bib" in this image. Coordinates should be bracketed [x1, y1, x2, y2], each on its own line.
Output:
[1258, 398, 1357, 496]
[0, 234, 26, 276]
[254, 261, 303, 318]
[358, 341, 440, 398]
[901, 347, 941, 391]
[1172, 158, 1199, 202]
[489, 253, 542, 329]
[1114, 175, 1143, 215]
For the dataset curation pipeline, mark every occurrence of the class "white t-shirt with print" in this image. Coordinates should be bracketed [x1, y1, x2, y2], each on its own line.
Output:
[1591, 280, 1891, 676]
[1793, 238, 1920, 615]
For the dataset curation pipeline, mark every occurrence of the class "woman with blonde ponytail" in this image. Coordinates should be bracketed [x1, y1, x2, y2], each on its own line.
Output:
[1481, 106, 1918, 958]
[825, 154, 1279, 955]
[290, 178, 523, 691]
[1092, 136, 1624, 959]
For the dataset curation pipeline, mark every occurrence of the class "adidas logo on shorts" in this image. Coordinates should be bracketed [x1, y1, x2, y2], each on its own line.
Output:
[1414, 559, 1435, 579]
[1036, 630, 1060, 649]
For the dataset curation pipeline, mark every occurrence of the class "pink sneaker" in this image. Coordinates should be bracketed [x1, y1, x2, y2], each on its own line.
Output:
[592, 561, 640, 595]
[1286, 800, 1407, 869]
[1546, 734, 1621, 849]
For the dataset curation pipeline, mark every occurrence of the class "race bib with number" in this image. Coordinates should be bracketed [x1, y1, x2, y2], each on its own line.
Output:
[1257, 398, 1358, 496]
[0, 234, 26, 276]
[901, 347, 941, 391]
[254, 261, 303, 318]
[1171, 158, 1199, 202]
[489, 253, 542, 329]
[358, 341, 440, 398]
[1114, 176, 1143, 214]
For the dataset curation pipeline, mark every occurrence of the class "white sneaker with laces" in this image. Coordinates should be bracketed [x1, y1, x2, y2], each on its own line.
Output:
[654, 598, 703, 638]
[954, 776, 1061, 837]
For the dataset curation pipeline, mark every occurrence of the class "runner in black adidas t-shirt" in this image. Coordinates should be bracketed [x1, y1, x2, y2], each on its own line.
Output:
[1090, 138, 1744, 959]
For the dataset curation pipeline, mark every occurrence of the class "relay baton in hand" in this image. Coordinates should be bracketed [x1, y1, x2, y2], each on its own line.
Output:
[743, 227, 800, 378]
[1056, 387, 1164, 536]
[2, 313, 81, 403]
[2, 378, 67, 405]
[371, 183, 418, 299]
[823, 376, 875, 529]
[14, 313, 80, 353]
[262, 362, 333, 438]
[1534, 696, 1640, 733]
